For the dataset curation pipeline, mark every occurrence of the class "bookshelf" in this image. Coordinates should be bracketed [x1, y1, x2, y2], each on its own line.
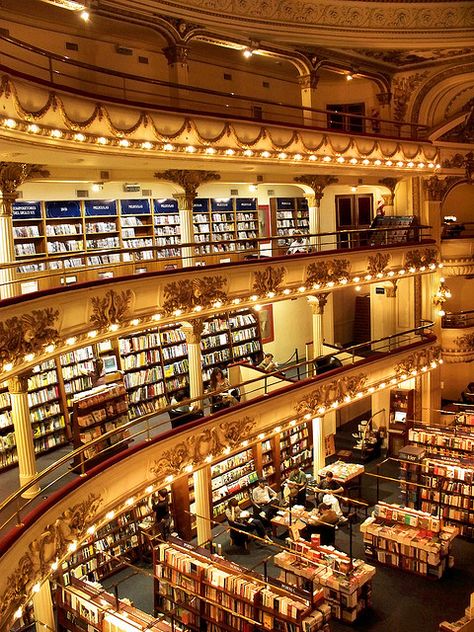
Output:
[120, 199, 154, 261]
[12, 200, 45, 265]
[360, 502, 458, 578]
[193, 198, 212, 255]
[270, 197, 310, 253]
[0, 385, 15, 471]
[398, 445, 426, 509]
[274, 539, 375, 623]
[279, 424, 312, 483]
[409, 426, 474, 459]
[210, 198, 236, 253]
[388, 389, 415, 457]
[228, 308, 262, 365]
[211, 447, 259, 520]
[45, 201, 85, 256]
[154, 537, 331, 632]
[153, 198, 181, 258]
[84, 199, 120, 256]
[235, 197, 259, 253]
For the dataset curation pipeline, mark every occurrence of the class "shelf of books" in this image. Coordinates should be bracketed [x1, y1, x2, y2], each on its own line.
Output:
[211, 447, 259, 520]
[270, 197, 310, 253]
[153, 198, 181, 258]
[279, 423, 312, 484]
[120, 199, 154, 261]
[274, 538, 375, 623]
[12, 201, 46, 270]
[71, 382, 130, 470]
[154, 537, 331, 632]
[409, 426, 474, 459]
[228, 308, 262, 364]
[398, 445, 426, 509]
[360, 502, 458, 578]
[0, 386, 15, 471]
[56, 577, 173, 632]
[235, 197, 259, 253]
[439, 594, 474, 632]
[193, 198, 212, 255]
[160, 325, 190, 397]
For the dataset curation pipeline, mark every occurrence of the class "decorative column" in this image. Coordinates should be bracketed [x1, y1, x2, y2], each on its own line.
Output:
[298, 71, 319, 126]
[193, 466, 212, 545]
[163, 44, 190, 107]
[375, 91, 392, 130]
[8, 374, 40, 498]
[311, 416, 325, 478]
[32, 581, 55, 632]
[421, 368, 441, 425]
[181, 319, 204, 408]
[308, 293, 329, 359]
[294, 175, 338, 250]
[378, 177, 400, 216]
[155, 170, 221, 267]
[423, 175, 455, 245]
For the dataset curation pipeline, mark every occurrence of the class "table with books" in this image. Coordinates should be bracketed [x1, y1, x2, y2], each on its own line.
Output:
[317, 461, 365, 497]
[270, 505, 328, 539]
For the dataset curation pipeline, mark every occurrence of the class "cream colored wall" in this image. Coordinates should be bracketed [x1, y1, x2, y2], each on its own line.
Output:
[262, 297, 312, 363]
[441, 363, 473, 402]
[311, 76, 379, 112]
[332, 288, 356, 346]
[442, 183, 474, 224]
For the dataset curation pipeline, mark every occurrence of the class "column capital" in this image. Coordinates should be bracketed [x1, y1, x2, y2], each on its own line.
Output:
[7, 373, 30, 394]
[163, 44, 190, 66]
[378, 177, 400, 205]
[294, 175, 338, 204]
[304, 193, 316, 208]
[385, 280, 398, 298]
[298, 71, 320, 90]
[308, 293, 329, 315]
[0, 163, 49, 216]
[181, 318, 205, 344]
[155, 170, 221, 211]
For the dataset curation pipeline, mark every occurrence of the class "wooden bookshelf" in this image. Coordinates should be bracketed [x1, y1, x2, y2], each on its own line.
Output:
[388, 389, 415, 457]
[211, 447, 259, 520]
[409, 426, 474, 459]
[270, 197, 310, 254]
[153, 198, 181, 258]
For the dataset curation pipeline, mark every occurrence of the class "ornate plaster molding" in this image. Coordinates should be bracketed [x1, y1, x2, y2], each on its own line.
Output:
[442, 152, 474, 182]
[368, 252, 391, 277]
[90, 289, 134, 331]
[163, 44, 190, 65]
[308, 293, 329, 316]
[378, 177, 399, 204]
[394, 346, 441, 377]
[440, 257, 474, 276]
[155, 170, 221, 211]
[181, 318, 205, 344]
[404, 247, 438, 269]
[162, 276, 228, 314]
[392, 73, 428, 122]
[424, 175, 463, 201]
[7, 374, 30, 394]
[295, 373, 368, 415]
[253, 266, 286, 296]
[294, 175, 339, 203]
[151, 416, 255, 477]
[0, 493, 102, 628]
[0, 162, 49, 211]
[0, 309, 60, 365]
[385, 280, 398, 298]
[306, 259, 351, 287]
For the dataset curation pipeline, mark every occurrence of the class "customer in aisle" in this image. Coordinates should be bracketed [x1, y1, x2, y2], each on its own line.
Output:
[257, 353, 279, 373]
[312, 470, 344, 503]
[152, 489, 171, 541]
[252, 478, 279, 525]
[169, 387, 204, 428]
[207, 367, 240, 412]
[283, 463, 308, 507]
[225, 498, 272, 542]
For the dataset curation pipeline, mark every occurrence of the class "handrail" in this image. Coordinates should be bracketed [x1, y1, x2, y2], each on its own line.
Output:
[0, 34, 429, 139]
[442, 310, 474, 329]
[0, 321, 434, 539]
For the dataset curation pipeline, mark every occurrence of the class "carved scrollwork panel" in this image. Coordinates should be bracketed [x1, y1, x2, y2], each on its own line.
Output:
[253, 266, 285, 296]
[394, 347, 441, 377]
[306, 259, 350, 287]
[368, 253, 391, 277]
[162, 276, 228, 314]
[0, 308, 60, 365]
[295, 373, 368, 415]
[90, 289, 134, 331]
[404, 248, 438, 269]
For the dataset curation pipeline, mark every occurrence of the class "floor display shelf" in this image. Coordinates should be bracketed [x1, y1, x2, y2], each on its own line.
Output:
[154, 537, 331, 632]
[440, 593, 474, 632]
[0, 359, 67, 473]
[269, 197, 310, 253]
[56, 577, 173, 632]
[408, 426, 474, 459]
[274, 539, 375, 623]
[360, 502, 458, 579]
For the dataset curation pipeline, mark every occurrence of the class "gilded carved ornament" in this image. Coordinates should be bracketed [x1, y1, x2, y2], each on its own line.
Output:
[181, 318, 205, 344]
[378, 178, 399, 205]
[308, 292, 329, 315]
[404, 248, 438, 269]
[295, 373, 368, 416]
[394, 347, 441, 378]
[151, 416, 255, 477]
[0, 492, 102, 629]
[392, 73, 428, 123]
[294, 175, 338, 202]
[154, 170, 221, 210]
[0, 162, 49, 209]
[163, 44, 190, 65]
[453, 332, 474, 352]
[0, 308, 60, 365]
[423, 176, 460, 202]
[306, 259, 350, 287]
[253, 266, 285, 296]
[162, 276, 228, 315]
[367, 253, 391, 277]
[385, 281, 398, 298]
[90, 289, 134, 331]
[442, 152, 474, 183]
[7, 374, 30, 394]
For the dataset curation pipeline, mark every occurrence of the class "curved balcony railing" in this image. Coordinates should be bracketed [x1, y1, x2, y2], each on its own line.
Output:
[442, 310, 474, 328]
[0, 34, 429, 140]
[0, 321, 435, 538]
[1, 224, 432, 300]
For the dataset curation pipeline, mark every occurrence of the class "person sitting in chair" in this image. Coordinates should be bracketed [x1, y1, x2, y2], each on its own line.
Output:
[283, 463, 307, 507]
[252, 478, 279, 525]
[257, 353, 279, 373]
[207, 368, 240, 412]
[303, 502, 339, 546]
[225, 498, 271, 542]
[287, 230, 309, 255]
[312, 471, 344, 504]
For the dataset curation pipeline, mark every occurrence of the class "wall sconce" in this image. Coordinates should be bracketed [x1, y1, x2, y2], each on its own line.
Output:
[433, 277, 452, 316]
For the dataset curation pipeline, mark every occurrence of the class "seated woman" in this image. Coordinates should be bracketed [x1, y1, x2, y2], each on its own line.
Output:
[169, 387, 203, 428]
[207, 367, 239, 412]
[225, 498, 271, 542]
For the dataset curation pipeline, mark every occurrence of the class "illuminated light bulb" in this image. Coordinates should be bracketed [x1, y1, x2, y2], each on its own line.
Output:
[51, 560, 59, 571]
[126, 497, 134, 506]
[97, 136, 108, 145]
[429, 263, 436, 270]
[254, 304, 262, 311]
[408, 267, 416, 273]
[243, 48, 253, 58]
[421, 365, 428, 372]
[351, 186, 358, 193]
[312, 283, 321, 289]
[51, 129, 62, 138]
[374, 159, 382, 166]
[109, 323, 120, 332]
[290, 419, 296, 426]
[400, 374, 408, 381]
[250, 294, 258, 301]
[80, 9, 90, 21]
[436, 164, 441, 169]
[106, 511, 115, 520]
[261, 151, 271, 158]
[232, 298, 241, 305]
[420, 266, 426, 272]
[66, 337, 77, 345]
[428, 162, 434, 169]
[331, 401, 339, 408]
[399, 269, 406, 275]
[378, 382, 386, 389]
[418, 162, 425, 169]
[25, 353, 35, 362]
[365, 274, 372, 281]
[353, 276, 360, 282]
[45, 344, 56, 353]
[185, 145, 196, 153]
[4, 118, 17, 128]
[304, 413, 311, 420]
[388, 271, 395, 277]
[258, 433, 265, 439]
[294, 154, 302, 160]
[152, 313, 162, 321]
[368, 386, 375, 393]
[344, 395, 351, 403]
[396, 161, 404, 167]
[145, 485, 153, 494]
[74, 133, 86, 142]
[346, 73, 353, 81]
[356, 392, 364, 398]
[309, 155, 317, 161]
[163, 143, 175, 151]
[390, 378, 397, 385]
[213, 300, 223, 308]
[67, 541, 78, 552]
[355, 285, 361, 292]
[27, 124, 40, 133]
[274, 426, 282, 433]
[223, 447, 231, 455]
[119, 139, 130, 147]
[407, 161, 414, 168]
[4, 362, 13, 372]
[385, 160, 393, 166]
[165, 475, 174, 483]
[431, 361, 437, 368]
[14, 608, 23, 620]
[298, 286, 306, 293]
[283, 288, 291, 295]
[243, 149, 254, 157]
[278, 152, 287, 159]
[205, 147, 216, 155]
[205, 454, 213, 462]
[173, 309, 182, 316]
[184, 464, 193, 473]
[33, 583, 41, 593]
[438, 309, 446, 317]
[193, 305, 203, 312]
[376, 272, 383, 278]
[87, 330, 98, 338]
[323, 156, 332, 162]
[362, 159, 370, 165]
[225, 148, 235, 156]
[242, 440, 249, 447]
[317, 406, 326, 415]
[439, 358, 444, 364]
[327, 281, 335, 288]
[350, 158, 358, 165]
[141, 141, 153, 150]
[411, 369, 418, 376]
[266, 291, 275, 298]
[87, 525, 96, 535]
[336, 156, 345, 163]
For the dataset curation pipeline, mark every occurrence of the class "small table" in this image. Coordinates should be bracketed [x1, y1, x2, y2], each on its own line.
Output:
[317, 460, 364, 497]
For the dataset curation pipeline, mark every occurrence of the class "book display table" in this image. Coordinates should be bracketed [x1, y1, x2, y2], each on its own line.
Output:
[317, 461, 365, 497]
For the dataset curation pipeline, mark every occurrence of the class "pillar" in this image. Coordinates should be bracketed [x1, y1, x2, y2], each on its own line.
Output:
[371, 389, 390, 437]
[304, 193, 319, 250]
[294, 175, 338, 251]
[8, 374, 40, 498]
[181, 320, 204, 408]
[298, 71, 319, 126]
[174, 193, 195, 268]
[308, 293, 329, 359]
[32, 581, 55, 632]
[421, 369, 441, 425]
[163, 44, 190, 107]
[377, 177, 399, 217]
[312, 416, 325, 478]
[193, 467, 212, 545]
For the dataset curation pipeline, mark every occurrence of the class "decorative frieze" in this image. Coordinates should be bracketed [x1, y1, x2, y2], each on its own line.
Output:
[155, 170, 221, 210]
[404, 248, 438, 269]
[295, 373, 368, 416]
[253, 266, 285, 296]
[394, 347, 441, 378]
[90, 289, 133, 331]
[0, 309, 60, 365]
[368, 252, 391, 277]
[162, 276, 228, 314]
[306, 259, 350, 287]
[294, 175, 338, 203]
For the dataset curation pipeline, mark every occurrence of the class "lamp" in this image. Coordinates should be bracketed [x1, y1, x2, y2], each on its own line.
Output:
[433, 277, 452, 317]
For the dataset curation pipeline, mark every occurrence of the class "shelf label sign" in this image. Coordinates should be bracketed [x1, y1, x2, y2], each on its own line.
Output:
[193, 198, 209, 212]
[45, 201, 81, 218]
[296, 197, 309, 211]
[85, 200, 117, 216]
[154, 198, 178, 213]
[12, 201, 42, 219]
[276, 198, 295, 209]
[120, 199, 151, 215]
[211, 198, 233, 211]
[236, 198, 257, 210]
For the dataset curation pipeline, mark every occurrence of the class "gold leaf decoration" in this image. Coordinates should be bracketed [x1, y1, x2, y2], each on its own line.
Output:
[394, 347, 441, 377]
[162, 276, 227, 314]
[295, 373, 367, 416]
[253, 266, 286, 295]
[151, 416, 255, 478]
[404, 248, 438, 269]
[368, 253, 391, 276]
[0, 493, 102, 629]
[306, 259, 350, 286]
[0, 309, 60, 365]
[454, 333, 474, 351]
[90, 289, 133, 330]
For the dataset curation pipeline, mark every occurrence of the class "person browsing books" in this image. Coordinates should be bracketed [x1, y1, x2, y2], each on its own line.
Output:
[312, 470, 344, 503]
[207, 367, 240, 412]
[152, 489, 171, 540]
[252, 478, 279, 524]
[225, 498, 271, 541]
[257, 353, 279, 373]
